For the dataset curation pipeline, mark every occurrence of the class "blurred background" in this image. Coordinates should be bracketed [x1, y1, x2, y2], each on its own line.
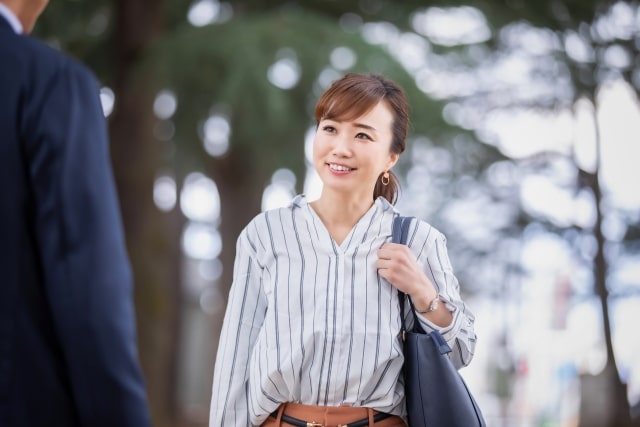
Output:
[34, 0, 639, 426]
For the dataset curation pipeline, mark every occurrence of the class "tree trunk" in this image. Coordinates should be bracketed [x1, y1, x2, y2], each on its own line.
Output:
[108, 0, 182, 426]
[579, 362, 632, 427]
[578, 108, 633, 427]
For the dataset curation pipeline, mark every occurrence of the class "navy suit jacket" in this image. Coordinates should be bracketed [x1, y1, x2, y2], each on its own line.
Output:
[0, 16, 152, 427]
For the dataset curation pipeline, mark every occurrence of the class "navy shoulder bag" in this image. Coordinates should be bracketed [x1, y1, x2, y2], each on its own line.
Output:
[393, 215, 486, 427]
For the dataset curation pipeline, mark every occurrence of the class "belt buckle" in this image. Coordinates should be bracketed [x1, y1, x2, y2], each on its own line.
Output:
[306, 423, 324, 427]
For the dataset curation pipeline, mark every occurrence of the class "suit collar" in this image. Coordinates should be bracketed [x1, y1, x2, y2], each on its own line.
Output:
[0, 3, 23, 34]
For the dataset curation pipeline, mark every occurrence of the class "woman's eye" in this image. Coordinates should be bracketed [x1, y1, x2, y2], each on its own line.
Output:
[322, 125, 336, 133]
[355, 132, 372, 141]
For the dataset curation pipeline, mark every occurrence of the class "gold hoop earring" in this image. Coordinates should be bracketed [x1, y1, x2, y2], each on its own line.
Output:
[381, 171, 390, 186]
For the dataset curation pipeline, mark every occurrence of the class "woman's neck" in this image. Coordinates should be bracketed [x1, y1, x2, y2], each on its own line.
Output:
[311, 191, 374, 229]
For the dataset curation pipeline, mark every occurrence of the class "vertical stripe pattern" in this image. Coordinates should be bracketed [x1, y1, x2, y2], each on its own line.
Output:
[210, 195, 477, 426]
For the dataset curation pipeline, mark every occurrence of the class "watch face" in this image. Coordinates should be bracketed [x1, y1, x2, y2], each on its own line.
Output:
[416, 295, 440, 314]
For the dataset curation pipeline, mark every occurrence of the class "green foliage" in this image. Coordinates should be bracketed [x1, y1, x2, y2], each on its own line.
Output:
[33, 0, 113, 77]
[144, 7, 453, 181]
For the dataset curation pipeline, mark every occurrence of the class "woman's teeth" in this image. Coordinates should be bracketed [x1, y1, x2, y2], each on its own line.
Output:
[329, 164, 353, 171]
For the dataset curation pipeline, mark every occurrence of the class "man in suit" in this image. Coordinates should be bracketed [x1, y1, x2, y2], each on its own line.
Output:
[0, 0, 152, 426]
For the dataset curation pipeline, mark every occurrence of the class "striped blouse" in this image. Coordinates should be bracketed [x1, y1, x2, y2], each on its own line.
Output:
[209, 195, 477, 426]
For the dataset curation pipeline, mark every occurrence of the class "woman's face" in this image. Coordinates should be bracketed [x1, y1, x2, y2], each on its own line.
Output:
[313, 101, 399, 199]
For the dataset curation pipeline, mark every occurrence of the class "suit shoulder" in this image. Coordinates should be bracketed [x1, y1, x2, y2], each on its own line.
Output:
[6, 33, 97, 85]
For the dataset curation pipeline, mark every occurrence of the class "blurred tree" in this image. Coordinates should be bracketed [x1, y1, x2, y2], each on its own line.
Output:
[475, 3, 638, 426]
[408, 1, 638, 426]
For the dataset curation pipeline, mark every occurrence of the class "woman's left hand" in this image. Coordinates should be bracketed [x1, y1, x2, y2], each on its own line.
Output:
[376, 243, 436, 301]
[377, 243, 453, 326]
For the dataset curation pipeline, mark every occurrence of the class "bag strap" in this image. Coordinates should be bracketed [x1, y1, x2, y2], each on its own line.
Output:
[392, 216, 427, 336]
[391, 214, 412, 247]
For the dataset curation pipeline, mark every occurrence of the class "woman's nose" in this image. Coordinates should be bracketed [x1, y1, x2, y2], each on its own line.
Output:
[331, 135, 352, 156]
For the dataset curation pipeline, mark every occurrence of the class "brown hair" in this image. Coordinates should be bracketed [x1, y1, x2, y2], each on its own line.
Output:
[314, 73, 409, 204]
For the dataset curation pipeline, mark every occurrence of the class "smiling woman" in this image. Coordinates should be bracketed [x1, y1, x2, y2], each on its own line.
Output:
[313, 102, 396, 203]
[312, 73, 408, 206]
[208, 73, 478, 427]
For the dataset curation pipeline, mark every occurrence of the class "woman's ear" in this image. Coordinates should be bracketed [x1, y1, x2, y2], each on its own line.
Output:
[386, 153, 399, 170]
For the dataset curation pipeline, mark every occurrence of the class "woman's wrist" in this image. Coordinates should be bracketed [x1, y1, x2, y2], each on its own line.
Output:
[415, 295, 440, 314]
[409, 286, 439, 313]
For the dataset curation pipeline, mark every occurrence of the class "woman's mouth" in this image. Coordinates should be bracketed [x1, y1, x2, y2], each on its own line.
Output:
[328, 163, 355, 172]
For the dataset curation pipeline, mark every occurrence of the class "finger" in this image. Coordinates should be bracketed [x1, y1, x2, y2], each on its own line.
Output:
[378, 244, 402, 258]
[375, 258, 390, 270]
[377, 247, 391, 260]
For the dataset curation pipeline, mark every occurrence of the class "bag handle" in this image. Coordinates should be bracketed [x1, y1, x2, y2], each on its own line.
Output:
[393, 216, 453, 355]
[392, 216, 427, 337]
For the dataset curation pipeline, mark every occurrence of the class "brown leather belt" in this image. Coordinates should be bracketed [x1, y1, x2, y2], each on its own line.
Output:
[269, 410, 392, 427]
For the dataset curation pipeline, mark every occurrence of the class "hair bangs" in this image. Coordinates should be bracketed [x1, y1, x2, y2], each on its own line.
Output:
[315, 81, 386, 123]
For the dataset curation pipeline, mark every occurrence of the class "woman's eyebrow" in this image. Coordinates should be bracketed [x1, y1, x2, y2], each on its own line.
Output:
[321, 119, 378, 133]
[353, 122, 377, 132]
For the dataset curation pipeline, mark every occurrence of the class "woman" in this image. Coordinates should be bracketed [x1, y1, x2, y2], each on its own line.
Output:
[209, 73, 477, 427]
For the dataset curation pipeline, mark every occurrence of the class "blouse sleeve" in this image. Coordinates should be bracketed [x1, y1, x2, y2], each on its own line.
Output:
[210, 225, 267, 427]
[413, 229, 477, 369]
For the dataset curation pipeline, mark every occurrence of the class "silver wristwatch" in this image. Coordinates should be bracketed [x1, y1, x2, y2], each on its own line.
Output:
[416, 295, 440, 314]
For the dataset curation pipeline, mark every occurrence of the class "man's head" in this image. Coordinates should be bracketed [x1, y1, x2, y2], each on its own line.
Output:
[0, 0, 49, 34]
